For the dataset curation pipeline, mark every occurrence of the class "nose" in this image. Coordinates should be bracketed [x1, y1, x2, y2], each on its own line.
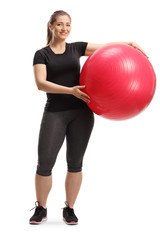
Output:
[62, 25, 67, 31]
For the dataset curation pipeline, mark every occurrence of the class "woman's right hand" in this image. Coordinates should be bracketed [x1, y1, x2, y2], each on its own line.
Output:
[71, 85, 90, 103]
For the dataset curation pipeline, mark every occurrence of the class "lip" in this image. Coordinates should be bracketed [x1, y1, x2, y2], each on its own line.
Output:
[60, 32, 67, 34]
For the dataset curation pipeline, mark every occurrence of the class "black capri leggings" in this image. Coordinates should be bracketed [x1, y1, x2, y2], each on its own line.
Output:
[36, 106, 95, 176]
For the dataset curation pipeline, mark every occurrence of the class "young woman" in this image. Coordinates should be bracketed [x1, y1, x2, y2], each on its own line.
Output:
[29, 10, 148, 225]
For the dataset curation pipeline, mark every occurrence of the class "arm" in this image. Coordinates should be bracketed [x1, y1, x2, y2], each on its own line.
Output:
[33, 64, 90, 103]
[84, 42, 148, 58]
[33, 64, 72, 94]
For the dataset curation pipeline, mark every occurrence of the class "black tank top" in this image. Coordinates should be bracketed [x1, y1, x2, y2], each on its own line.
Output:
[33, 41, 89, 112]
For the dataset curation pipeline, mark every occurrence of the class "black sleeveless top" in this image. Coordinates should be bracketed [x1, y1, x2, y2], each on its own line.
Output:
[33, 41, 89, 112]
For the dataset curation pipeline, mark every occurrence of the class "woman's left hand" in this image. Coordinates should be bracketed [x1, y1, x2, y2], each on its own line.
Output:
[125, 42, 149, 59]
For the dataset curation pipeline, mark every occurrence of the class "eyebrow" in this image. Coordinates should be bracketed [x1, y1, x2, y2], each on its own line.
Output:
[57, 22, 70, 24]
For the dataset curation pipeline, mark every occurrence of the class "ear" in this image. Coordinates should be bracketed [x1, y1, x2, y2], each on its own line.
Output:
[48, 22, 54, 31]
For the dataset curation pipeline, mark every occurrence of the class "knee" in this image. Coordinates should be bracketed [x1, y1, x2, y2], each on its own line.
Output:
[67, 158, 83, 173]
[68, 167, 82, 173]
[36, 165, 52, 176]
[36, 155, 56, 176]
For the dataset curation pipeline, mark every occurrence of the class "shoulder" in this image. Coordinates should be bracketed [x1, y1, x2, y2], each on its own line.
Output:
[34, 45, 49, 55]
[69, 41, 88, 47]
[33, 46, 49, 66]
[68, 41, 88, 56]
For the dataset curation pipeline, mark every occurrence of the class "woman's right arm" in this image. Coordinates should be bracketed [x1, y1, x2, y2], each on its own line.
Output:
[33, 64, 90, 103]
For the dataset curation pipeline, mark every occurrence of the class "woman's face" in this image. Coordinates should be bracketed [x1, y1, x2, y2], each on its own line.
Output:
[50, 15, 71, 40]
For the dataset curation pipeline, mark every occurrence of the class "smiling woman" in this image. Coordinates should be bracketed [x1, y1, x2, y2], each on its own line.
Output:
[31, 10, 95, 226]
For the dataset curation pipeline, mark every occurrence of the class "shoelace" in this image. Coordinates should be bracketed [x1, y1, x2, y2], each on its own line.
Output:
[30, 201, 41, 211]
[62, 201, 75, 216]
[64, 201, 69, 207]
[61, 201, 70, 210]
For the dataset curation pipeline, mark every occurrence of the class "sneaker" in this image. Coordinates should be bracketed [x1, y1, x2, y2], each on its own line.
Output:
[62, 201, 78, 225]
[29, 201, 47, 224]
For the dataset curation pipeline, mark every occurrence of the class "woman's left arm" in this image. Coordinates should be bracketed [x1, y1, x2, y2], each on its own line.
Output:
[84, 42, 149, 58]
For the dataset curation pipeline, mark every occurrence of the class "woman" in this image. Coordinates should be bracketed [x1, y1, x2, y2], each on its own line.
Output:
[29, 10, 148, 225]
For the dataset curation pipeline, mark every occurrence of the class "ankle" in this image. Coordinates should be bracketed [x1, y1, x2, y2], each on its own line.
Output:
[65, 201, 74, 208]
[37, 200, 47, 208]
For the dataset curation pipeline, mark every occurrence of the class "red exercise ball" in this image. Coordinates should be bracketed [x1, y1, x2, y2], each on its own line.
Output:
[80, 43, 156, 120]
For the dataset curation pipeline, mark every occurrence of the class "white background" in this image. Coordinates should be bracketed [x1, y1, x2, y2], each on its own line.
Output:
[0, 0, 160, 239]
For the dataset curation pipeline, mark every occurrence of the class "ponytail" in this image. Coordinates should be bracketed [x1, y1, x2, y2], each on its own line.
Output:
[46, 21, 53, 46]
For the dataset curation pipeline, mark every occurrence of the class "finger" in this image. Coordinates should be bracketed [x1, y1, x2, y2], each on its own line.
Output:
[78, 88, 90, 98]
[135, 47, 148, 58]
[80, 91, 90, 99]
[139, 50, 148, 58]
[78, 85, 86, 88]
[81, 96, 90, 103]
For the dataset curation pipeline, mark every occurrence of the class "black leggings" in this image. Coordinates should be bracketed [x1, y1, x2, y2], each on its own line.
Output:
[36, 106, 94, 176]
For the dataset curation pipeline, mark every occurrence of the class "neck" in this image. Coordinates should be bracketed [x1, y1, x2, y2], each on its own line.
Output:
[49, 38, 66, 49]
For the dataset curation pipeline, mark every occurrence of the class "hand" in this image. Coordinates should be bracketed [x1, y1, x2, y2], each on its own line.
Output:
[71, 85, 90, 103]
[126, 42, 149, 59]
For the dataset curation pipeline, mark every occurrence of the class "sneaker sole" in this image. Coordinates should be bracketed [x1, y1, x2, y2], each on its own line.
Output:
[29, 217, 47, 224]
[63, 218, 78, 225]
